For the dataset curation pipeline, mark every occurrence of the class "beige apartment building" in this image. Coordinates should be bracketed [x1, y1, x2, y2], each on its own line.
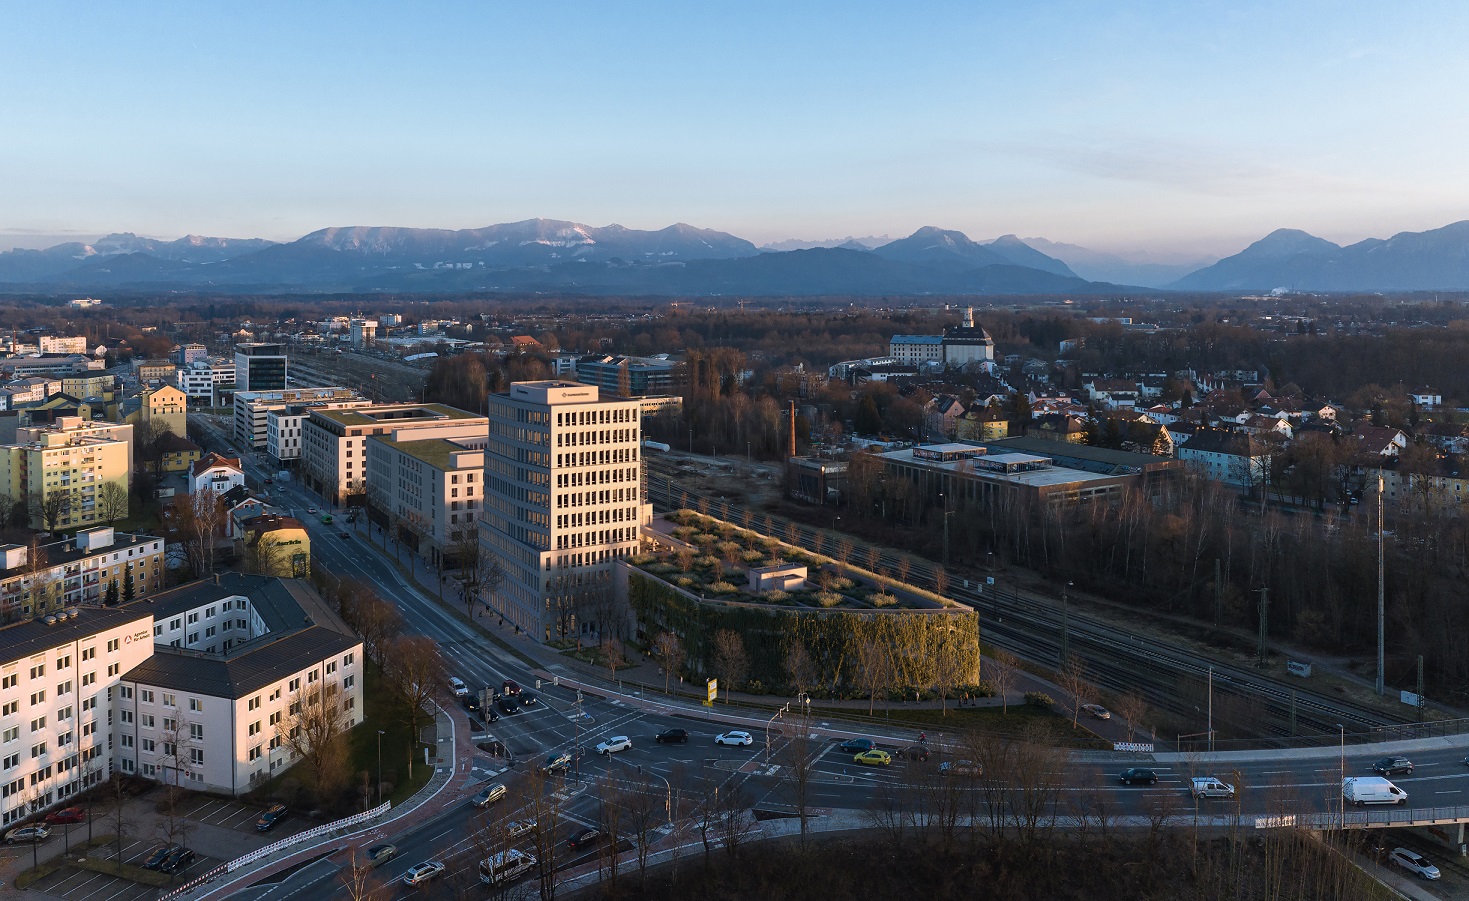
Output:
[301, 403, 486, 507]
[366, 431, 485, 566]
[477, 381, 648, 641]
[0, 528, 165, 619]
[0, 418, 133, 530]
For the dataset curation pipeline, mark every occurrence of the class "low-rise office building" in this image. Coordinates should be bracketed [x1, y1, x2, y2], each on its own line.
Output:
[234, 387, 359, 449]
[366, 431, 485, 566]
[301, 403, 486, 507]
[879, 442, 1138, 510]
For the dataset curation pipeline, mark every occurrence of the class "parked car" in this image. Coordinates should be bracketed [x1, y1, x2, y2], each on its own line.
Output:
[656, 728, 689, 744]
[448, 677, 469, 698]
[715, 730, 753, 747]
[839, 738, 875, 754]
[1080, 704, 1112, 720]
[854, 749, 892, 766]
[596, 736, 633, 755]
[472, 784, 508, 808]
[143, 843, 182, 870]
[1119, 767, 1158, 786]
[1389, 847, 1441, 880]
[366, 844, 398, 867]
[1190, 777, 1235, 799]
[403, 860, 447, 885]
[256, 804, 289, 832]
[6, 823, 52, 843]
[567, 827, 604, 851]
[159, 847, 196, 874]
[44, 806, 85, 825]
[502, 679, 522, 696]
[1373, 756, 1414, 776]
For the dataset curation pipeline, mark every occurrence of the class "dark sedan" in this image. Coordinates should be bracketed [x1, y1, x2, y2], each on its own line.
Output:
[159, 847, 196, 874]
[839, 738, 875, 754]
[656, 728, 689, 744]
[1119, 767, 1158, 786]
[143, 843, 182, 870]
[255, 804, 289, 832]
[568, 827, 604, 851]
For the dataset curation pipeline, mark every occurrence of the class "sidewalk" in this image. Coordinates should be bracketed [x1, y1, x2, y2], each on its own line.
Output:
[187, 703, 484, 900]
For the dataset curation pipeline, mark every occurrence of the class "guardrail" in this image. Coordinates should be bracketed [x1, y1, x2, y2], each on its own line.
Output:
[157, 802, 391, 900]
[1255, 804, 1469, 831]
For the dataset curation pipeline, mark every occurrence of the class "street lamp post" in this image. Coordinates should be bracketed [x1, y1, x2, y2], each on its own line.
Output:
[766, 703, 791, 761]
[376, 730, 385, 806]
[1336, 723, 1346, 830]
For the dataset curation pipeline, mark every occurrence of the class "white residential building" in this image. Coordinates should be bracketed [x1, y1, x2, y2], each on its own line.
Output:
[477, 381, 647, 641]
[176, 359, 236, 402]
[301, 403, 487, 507]
[190, 452, 245, 495]
[0, 607, 153, 826]
[119, 575, 362, 795]
[38, 337, 89, 355]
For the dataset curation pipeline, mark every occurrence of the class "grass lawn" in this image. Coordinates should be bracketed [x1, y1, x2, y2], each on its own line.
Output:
[346, 661, 433, 807]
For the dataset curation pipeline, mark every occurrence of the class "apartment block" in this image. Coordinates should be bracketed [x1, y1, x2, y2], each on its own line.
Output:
[0, 529, 165, 619]
[176, 359, 235, 402]
[301, 403, 486, 507]
[367, 431, 485, 566]
[477, 381, 647, 641]
[37, 336, 89, 355]
[267, 400, 371, 464]
[0, 418, 133, 530]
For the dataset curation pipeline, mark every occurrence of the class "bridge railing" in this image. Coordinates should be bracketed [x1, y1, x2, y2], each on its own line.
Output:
[1256, 803, 1469, 830]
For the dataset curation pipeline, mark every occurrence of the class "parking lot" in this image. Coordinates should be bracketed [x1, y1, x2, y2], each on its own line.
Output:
[24, 837, 222, 901]
[176, 796, 281, 834]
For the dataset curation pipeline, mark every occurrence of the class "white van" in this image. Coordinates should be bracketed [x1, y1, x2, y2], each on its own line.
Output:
[1342, 776, 1408, 806]
[448, 677, 468, 698]
[1190, 777, 1235, 799]
[480, 849, 537, 885]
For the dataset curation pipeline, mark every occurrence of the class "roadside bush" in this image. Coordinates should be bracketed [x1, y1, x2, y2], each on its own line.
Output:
[1025, 691, 1055, 708]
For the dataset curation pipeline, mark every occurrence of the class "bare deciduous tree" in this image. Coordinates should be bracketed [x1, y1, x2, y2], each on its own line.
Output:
[710, 629, 748, 701]
[652, 631, 685, 694]
[98, 481, 129, 525]
[277, 682, 351, 805]
[990, 649, 1019, 714]
[383, 635, 444, 780]
[1058, 656, 1094, 730]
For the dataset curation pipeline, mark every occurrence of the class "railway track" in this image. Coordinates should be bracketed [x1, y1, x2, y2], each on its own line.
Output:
[646, 469, 1413, 746]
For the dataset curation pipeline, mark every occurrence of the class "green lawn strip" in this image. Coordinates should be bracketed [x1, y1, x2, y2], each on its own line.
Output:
[13, 834, 118, 889]
[71, 855, 173, 887]
[346, 661, 433, 807]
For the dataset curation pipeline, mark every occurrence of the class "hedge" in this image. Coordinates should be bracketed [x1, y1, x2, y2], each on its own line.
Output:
[629, 570, 981, 694]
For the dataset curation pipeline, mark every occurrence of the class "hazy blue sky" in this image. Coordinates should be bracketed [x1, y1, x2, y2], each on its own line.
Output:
[3, 1, 1468, 257]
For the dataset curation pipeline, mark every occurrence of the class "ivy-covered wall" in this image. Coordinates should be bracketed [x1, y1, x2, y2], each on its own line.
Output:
[628, 570, 981, 693]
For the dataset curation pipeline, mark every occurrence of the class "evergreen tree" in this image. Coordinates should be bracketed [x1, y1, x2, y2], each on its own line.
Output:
[122, 564, 134, 603]
[105, 580, 118, 606]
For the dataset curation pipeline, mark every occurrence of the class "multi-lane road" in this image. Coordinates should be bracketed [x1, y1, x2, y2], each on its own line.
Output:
[193, 422, 1469, 898]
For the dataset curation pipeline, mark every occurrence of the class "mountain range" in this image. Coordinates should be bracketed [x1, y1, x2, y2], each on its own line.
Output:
[7, 217, 1469, 295]
[1171, 221, 1469, 291]
[0, 220, 1132, 296]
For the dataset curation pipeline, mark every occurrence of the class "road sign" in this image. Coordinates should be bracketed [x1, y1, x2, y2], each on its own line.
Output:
[706, 678, 718, 707]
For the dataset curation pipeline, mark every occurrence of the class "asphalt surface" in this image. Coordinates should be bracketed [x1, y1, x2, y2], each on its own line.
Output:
[188, 417, 1469, 901]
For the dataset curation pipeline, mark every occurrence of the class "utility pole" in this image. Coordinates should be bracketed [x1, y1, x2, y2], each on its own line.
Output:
[1256, 586, 1269, 667]
[1207, 667, 1214, 752]
[1059, 581, 1072, 664]
[1376, 469, 1385, 696]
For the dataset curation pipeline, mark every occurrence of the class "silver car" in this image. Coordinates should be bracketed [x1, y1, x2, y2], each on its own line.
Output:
[1389, 848, 1441, 880]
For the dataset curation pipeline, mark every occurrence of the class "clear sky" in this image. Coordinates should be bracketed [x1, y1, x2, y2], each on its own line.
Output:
[3, 1, 1468, 257]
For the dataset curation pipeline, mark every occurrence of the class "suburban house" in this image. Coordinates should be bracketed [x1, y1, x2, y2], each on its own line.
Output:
[238, 514, 310, 578]
[1409, 387, 1443, 408]
[1351, 423, 1409, 459]
[1084, 377, 1141, 410]
[191, 453, 245, 495]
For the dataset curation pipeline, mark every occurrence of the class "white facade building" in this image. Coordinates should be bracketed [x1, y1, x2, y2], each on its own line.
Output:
[477, 381, 648, 641]
[176, 359, 236, 402]
[301, 403, 487, 507]
[233, 387, 359, 449]
[0, 607, 153, 826]
[366, 432, 486, 566]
